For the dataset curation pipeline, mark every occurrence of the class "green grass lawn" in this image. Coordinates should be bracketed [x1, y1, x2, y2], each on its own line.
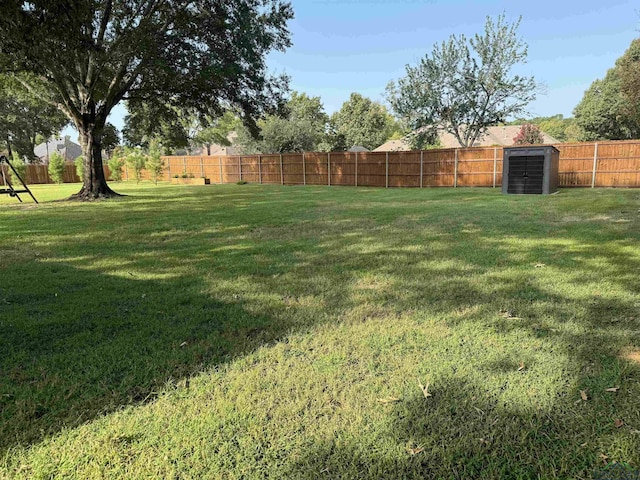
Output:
[1, 182, 639, 479]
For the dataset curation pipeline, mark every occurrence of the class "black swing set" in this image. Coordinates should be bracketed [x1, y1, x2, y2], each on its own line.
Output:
[0, 154, 38, 204]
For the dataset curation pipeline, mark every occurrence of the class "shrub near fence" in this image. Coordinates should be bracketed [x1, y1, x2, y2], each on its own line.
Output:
[159, 140, 640, 189]
[3, 140, 639, 187]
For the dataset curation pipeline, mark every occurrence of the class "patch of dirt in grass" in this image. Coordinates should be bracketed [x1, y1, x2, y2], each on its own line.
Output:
[621, 347, 640, 365]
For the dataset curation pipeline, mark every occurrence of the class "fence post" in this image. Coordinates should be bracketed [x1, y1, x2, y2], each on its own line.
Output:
[592, 142, 599, 188]
[385, 151, 389, 188]
[454, 149, 458, 188]
[493, 147, 497, 188]
[258, 155, 262, 184]
[302, 152, 306, 185]
[238, 156, 242, 182]
[355, 151, 358, 187]
[219, 157, 223, 184]
[280, 153, 284, 185]
[420, 150, 423, 188]
[328, 152, 331, 186]
[167, 158, 171, 179]
[183, 156, 186, 173]
[201, 157, 204, 178]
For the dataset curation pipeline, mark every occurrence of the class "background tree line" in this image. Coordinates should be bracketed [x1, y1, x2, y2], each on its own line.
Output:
[123, 91, 405, 155]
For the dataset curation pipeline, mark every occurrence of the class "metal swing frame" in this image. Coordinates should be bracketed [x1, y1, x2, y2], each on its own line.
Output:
[0, 155, 39, 204]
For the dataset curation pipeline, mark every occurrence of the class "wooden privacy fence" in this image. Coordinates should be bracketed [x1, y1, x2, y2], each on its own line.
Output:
[3, 140, 639, 187]
[161, 141, 640, 188]
[0, 164, 111, 185]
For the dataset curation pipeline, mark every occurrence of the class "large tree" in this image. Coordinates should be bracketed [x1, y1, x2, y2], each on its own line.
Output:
[235, 91, 329, 153]
[0, 1, 293, 199]
[574, 39, 640, 141]
[330, 93, 399, 150]
[0, 75, 69, 160]
[386, 15, 538, 148]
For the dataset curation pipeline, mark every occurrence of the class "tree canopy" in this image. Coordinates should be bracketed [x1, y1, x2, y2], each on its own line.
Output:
[330, 93, 400, 151]
[235, 92, 329, 153]
[101, 123, 120, 159]
[574, 39, 640, 141]
[0, 0, 293, 198]
[0, 75, 69, 161]
[506, 115, 582, 143]
[387, 15, 538, 148]
[123, 101, 191, 152]
[192, 112, 240, 156]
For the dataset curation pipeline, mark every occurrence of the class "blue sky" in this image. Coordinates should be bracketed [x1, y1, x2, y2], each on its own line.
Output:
[66, 0, 639, 138]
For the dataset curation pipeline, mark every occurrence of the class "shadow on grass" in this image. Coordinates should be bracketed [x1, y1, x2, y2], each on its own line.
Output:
[1, 186, 639, 476]
[0, 262, 292, 453]
[286, 378, 640, 479]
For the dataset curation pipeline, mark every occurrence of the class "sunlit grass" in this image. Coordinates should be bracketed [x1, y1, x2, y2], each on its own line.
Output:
[1, 183, 639, 479]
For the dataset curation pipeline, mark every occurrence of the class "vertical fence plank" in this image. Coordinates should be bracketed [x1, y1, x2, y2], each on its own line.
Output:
[592, 142, 599, 188]
[219, 157, 223, 184]
[239, 156, 242, 182]
[259, 155, 262, 184]
[328, 152, 331, 186]
[201, 157, 204, 178]
[493, 147, 498, 188]
[168, 158, 171, 179]
[302, 152, 306, 186]
[420, 150, 423, 188]
[454, 149, 458, 188]
[355, 151, 358, 187]
[385, 152, 389, 188]
[183, 156, 186, 173]
[280, 154, 284, 185]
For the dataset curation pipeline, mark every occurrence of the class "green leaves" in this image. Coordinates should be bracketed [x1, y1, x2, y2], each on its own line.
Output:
[47, 151, 65, 184]
[387, 14, 538, 148]
[0, 74, 68, 160]
[0, 0, 293, 196]
[236, 91, 329, 154]
[330, 93, 399, 151]
[574, 39, 640, 141]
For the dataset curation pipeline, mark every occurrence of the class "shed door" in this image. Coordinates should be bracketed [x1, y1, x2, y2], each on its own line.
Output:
[507, 156, 544, 194]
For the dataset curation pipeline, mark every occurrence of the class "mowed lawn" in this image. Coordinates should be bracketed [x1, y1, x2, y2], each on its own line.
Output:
[1, 182, 639, 479]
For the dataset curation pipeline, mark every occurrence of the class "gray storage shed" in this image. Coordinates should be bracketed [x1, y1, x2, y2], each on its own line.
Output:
[502, 145, 560, 195]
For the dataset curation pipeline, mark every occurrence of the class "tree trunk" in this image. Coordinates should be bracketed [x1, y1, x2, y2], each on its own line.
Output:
[70, 120, 120, 200]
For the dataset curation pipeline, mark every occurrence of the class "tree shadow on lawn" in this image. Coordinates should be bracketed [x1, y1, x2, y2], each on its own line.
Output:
[286, 373, 640, 479]
[1, 188, 639, 469]
[0, 261, 296, 453]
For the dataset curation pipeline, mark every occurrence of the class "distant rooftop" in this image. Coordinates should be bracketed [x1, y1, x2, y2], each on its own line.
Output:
[374, 126, 559, 151]
[34, 137, 83, 163]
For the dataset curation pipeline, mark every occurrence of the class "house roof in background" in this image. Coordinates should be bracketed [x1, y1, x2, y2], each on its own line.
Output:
[347, 145, 370, 152]
[34, 137, 83, 162]
[372, 139, 409, 152]
[373, 126, 559, 151]
[179, 132, 244, 156]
